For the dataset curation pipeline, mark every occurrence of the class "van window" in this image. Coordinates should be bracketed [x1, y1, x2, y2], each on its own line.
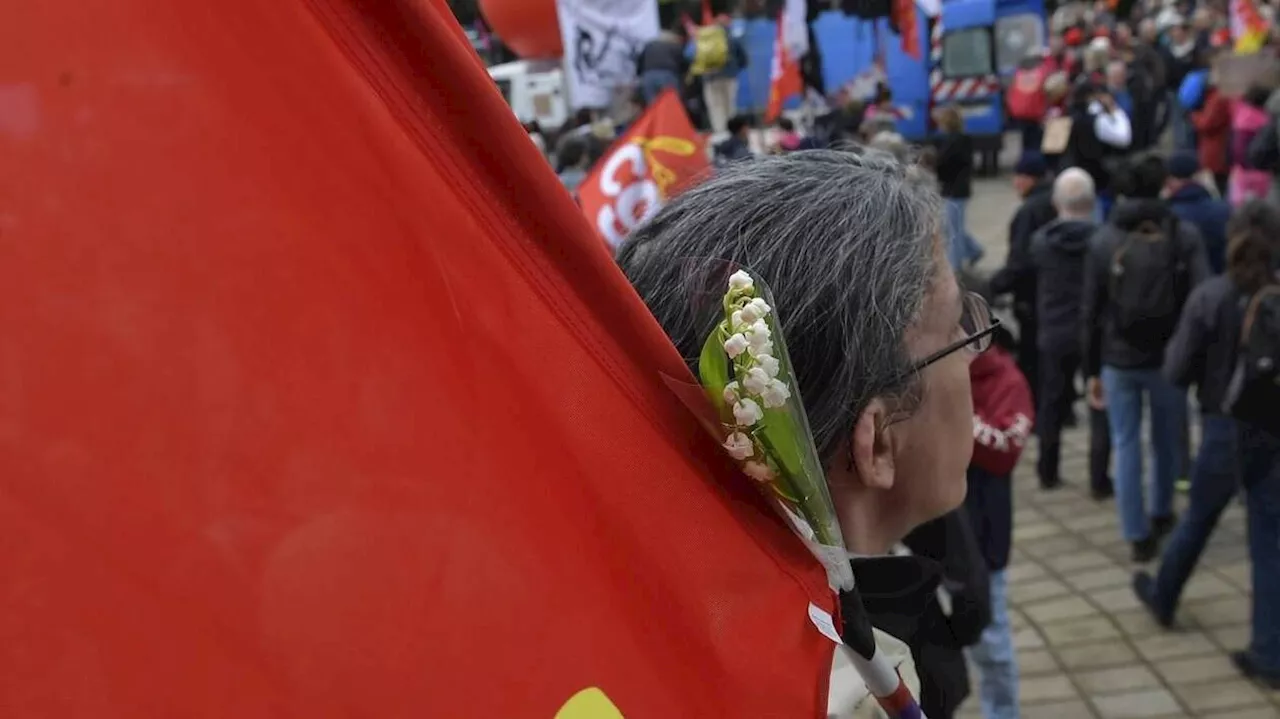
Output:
[995, 14, 1045, 74]
[942, 28, 995, 78]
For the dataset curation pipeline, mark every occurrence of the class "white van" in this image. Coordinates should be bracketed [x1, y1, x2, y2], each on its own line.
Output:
[487, 60, 570, 131]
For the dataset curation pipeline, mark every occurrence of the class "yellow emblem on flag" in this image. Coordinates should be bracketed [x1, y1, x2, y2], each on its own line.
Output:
[555, 687, 625, 718]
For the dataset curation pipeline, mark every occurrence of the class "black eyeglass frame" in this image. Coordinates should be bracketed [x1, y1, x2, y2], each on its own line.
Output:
[904, 317, 1002, 376]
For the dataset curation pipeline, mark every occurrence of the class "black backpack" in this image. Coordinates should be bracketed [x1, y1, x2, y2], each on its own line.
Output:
[1225, 285, 1280, 437]
[1108, 218, 1188, 349]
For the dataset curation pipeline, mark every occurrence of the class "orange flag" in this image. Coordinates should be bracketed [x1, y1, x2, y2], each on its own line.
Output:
[1, 1, 834, 717]
[579, 90, 709, 248]
[766, 13, 805, 123]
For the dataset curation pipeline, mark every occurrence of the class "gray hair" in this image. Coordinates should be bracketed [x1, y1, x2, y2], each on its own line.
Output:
[616, 150, 943, 461]
[1053, 167, 1097, 217]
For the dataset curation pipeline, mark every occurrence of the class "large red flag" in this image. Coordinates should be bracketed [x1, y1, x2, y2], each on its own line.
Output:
[578, 90, 709, 249]
[766, 13, 805, 123]
[0, 0, 835, 717]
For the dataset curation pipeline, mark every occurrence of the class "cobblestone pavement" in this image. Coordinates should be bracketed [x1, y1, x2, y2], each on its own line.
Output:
[954, 170, 1279, 718]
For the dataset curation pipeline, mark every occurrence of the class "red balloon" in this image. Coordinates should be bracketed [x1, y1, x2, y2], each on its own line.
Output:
[479, 0, 563, 59]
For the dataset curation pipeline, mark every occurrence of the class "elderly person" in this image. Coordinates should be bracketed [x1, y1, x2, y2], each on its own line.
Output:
[1030, 168, 1113, 497]
[617, 151, 988, 716]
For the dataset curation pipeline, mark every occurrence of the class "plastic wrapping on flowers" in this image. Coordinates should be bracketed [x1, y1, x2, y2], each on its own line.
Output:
[695, 268, 855, 592]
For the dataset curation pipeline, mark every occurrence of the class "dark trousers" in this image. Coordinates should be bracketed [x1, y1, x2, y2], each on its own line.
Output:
[1151, 414, 1238, 617]
[1015, 311, 1038, 404]
[1037, 348, 1112, 491]
[1242, 423, 1280, 671]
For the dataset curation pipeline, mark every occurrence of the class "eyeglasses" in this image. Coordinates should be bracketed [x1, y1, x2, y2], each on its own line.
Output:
[904, 291, 1000, 376]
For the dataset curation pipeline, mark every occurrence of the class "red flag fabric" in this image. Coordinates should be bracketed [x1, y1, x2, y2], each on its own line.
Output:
[766, 14, 805, 123]
[578, 90, 709, 248]
[893, 0, 922, 59]
[0, 0, 836, 717]
[703, 0, 716, 25]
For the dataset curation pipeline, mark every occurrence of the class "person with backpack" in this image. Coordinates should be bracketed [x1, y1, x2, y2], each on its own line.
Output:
[686, 14, 748, 135]
[1008, 56, 1048, 153]
[965, 320, 1033, 719]
[1031, 168, 1114, 498]
[1133, 201, 1280, 689]
[1081, 155, 1211, 562]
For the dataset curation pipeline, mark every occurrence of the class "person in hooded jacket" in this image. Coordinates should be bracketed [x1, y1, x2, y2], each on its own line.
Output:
[1132, 201, 1280, 689]
[1031, 168, 1114, 498]
[1165, 152, 1231, 274]
[965, 321, 1034, 719]
[1082, 155, 1211, 562]
[991, 152, 1057, 402]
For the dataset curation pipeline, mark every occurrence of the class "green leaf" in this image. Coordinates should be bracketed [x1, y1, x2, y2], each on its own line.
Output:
[698, 325, 731, 411]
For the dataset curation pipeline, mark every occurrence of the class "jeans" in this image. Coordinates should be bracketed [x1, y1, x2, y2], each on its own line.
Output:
[1038, 349, 1112, 492]
[1101, 366, 1187, 541]
[640, 70, 680, 105]
[945, 198, 983, 270]
[1242, 423, 1280, 671]
[968, 569, 1019, 719]
[1150, 414, 1239, 617]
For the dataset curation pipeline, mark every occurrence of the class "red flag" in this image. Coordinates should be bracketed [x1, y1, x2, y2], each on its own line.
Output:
[1, 1, 833, 717]
[703, 0, 715, 24]
[766, 13, 805, 123]
[893, 0, 922, 59]
[578, 90, 709, 248]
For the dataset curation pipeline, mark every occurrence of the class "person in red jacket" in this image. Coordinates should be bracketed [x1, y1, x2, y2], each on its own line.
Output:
[963, 323, 1034, 719]
[1191, 79, 1232, 196]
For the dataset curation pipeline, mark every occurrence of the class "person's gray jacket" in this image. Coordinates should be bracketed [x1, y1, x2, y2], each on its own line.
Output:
[1030, 217, 1096, 353]
[1163, 275, 1245, 413]
[1081, 198, 1211, 377]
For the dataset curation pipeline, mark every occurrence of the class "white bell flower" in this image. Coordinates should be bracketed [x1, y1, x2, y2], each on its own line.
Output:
[722, 381, 741, 405]
[739, 298, 770, 324]
[728, 270, 755, 292]
[756, 354, 780, 378]
[742, 367, 771, 396]
[748, 341, 775, 358]
[724, 333, 749, 358]
[730, 310, 745, 330]
[760, 379, 791, 409]
[742, 460, 774, 482]
[723, 432, 755, 461]
[745, 321, 771, 356]
[733, 398, 764, 426]
[747, 297, 771, 317]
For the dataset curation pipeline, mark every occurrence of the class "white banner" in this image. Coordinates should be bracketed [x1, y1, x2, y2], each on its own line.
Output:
[782, 0, 809, 60]
[556, 0, 660, 110]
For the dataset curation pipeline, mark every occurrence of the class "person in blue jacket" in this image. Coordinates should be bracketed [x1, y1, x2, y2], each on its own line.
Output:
[1165, 152, 1231, 274]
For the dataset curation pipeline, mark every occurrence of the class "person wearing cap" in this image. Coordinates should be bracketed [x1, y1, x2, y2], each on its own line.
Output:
[990, 152, 1056, 403]
[1165, 152, 1230, 274]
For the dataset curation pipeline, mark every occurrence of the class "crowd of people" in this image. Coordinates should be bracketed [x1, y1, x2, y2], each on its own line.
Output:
[524, 3, 1280, 714]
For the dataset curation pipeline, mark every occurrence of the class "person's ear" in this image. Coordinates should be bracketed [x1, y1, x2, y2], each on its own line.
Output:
[849, 398, 897, 491]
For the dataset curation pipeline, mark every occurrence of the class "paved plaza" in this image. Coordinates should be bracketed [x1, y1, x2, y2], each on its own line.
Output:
[952, 171, 1279, 718]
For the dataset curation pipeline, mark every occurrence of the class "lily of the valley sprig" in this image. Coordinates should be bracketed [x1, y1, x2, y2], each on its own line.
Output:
[697, 269, 853, 591]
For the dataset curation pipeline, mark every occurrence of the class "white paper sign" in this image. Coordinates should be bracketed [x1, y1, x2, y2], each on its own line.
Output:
[556, 0, 660, 110]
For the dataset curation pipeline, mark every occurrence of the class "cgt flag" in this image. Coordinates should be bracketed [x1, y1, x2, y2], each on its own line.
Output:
[579, 89, 709, 248]
[765, 9, 805, 123]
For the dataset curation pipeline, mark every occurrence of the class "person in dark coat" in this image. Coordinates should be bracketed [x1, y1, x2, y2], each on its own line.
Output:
[857, 509, 991, 719]
[1133, 201, 1280, 689]
[991, 152, 1057, 403]
[1064, 81, 1132, 221]
[1030, 168, 1113, 497]
[1081, 155, 1211, 562]
[636, 28, 688, 105]
[1165, 152, 1231, 274]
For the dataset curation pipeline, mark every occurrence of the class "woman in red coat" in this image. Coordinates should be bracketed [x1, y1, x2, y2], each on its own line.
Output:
[1192, 81, 1232, 196]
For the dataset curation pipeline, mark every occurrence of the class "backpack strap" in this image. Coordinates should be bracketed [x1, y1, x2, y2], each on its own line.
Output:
[1240, 285, 1280, 347]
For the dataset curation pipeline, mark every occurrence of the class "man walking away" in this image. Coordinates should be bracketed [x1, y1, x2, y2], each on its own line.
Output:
[687, 15, 748, 135]
[1165, 152, 1231, 274]
[991, 152, 1057, 402]
[636, 26, 687, 106]
[1031, 168, 1113, 497]
[1082, 155, 1211, 562]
